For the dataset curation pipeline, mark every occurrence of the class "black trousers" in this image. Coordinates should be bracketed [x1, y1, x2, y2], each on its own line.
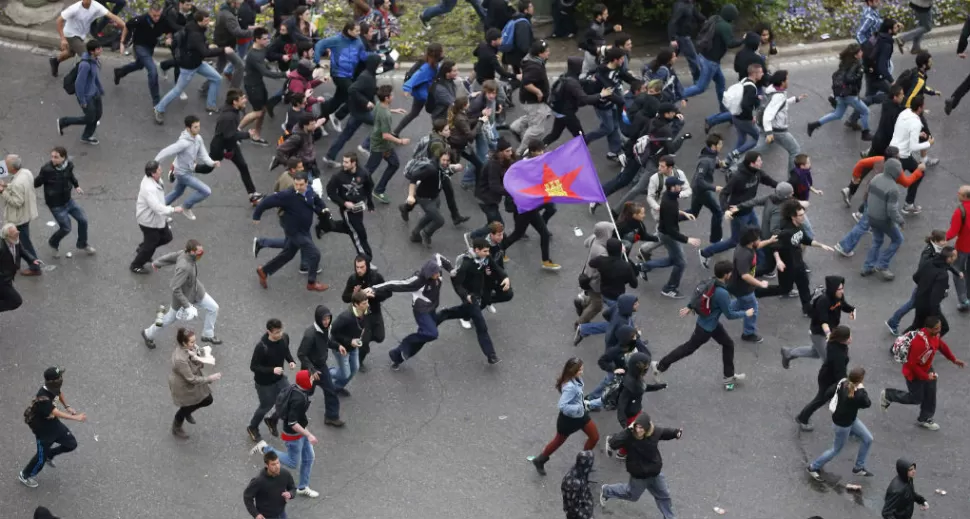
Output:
[393, 97, 426, 135]
[472, 202, 504, 238]
[0, 281, 23, 312]
[756, 265, 812, 314]
[403, 177, 462, 220]
[22, 421, 77, 478]
[216, 145, 256, 194]
[320, 76, 352, 120]
[885, 377, 937, 422]
[502, 208, 552, 262]
[907, 309, 949, 337]
[657, 322, 736, 378]
[950, 70, 970, 108]
[900, 156, 923, 205]
[175, 394, 213, 425]
[796, 381, 837, 425]
[131, 224, 173, 269]
[332, 209, 372, 260]
[361, 311, 385, 364]
[542, 113, 584, 146]
[481, 283, 514, 307]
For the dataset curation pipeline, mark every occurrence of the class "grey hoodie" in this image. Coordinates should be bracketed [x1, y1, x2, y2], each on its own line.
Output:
[154, 129, 216, 176]
[866, 158, 904, 230]
[735, 181, 794, 238]
[583, 222, 615, 293]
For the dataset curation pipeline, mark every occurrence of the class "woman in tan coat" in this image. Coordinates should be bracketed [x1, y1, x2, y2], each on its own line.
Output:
[169, 328, 221, 438]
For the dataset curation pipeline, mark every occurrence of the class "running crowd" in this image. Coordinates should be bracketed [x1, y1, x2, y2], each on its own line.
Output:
[3, 0, 968, 517]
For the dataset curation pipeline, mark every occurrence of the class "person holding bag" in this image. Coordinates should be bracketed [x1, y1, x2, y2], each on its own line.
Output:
[169, 327, 221, 439]
[807, 365, 874, 480]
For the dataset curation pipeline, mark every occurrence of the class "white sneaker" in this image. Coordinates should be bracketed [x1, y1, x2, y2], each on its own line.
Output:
[459, 319, 472, 329]
[840, 187, 851, 207]
[650, 360, 662, 382]
[179, 92, 188, 101]
[918, 420, 940, 431]
[249, 440, 268, 456]
[297, 487, 320, 498]
[487, 304, 497, 314]
[357, 145, 370, 155]
[183, 209, 196, 220]
[329, 118, 343, 132]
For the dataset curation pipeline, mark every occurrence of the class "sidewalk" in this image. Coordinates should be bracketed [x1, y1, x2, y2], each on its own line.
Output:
[0, 19, 962, 76]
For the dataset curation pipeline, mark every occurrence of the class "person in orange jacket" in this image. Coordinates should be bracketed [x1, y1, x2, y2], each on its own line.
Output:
[840, 153, 924, 210]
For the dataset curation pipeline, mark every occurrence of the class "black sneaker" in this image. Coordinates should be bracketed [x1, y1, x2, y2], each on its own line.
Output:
[944, 98, 954, 116]
[487, 355, 501, 365]
[852, 467, 874, 477]
[264, 417, 279, 437]
[49, 56, 59, 77]
[337, 388, 351, 397]
[81, 137, 100, 145]
[420, 230, 432, 248]
[246, 426, 262, 442]
[399, 204, 410, 222]
[741, 334, 764, 343]
[807, 121, 820, 137]
[130, 266, 150, 275]
[113, 68, 122, 85]
[253, 237, 262, 258]
[573, 325, 584, 346]
[660, 289, 684, 299]
[780, 348, 791, 369]
[200, 335, 223, 345]
[452, 215, 470, 226]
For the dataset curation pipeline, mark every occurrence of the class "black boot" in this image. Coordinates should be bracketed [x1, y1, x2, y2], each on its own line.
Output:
[532, 454, 549, 475]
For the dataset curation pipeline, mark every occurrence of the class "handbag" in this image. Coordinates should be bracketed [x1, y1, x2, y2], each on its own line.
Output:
[577, 243, 595, 291]
[827, 379, 846, 413]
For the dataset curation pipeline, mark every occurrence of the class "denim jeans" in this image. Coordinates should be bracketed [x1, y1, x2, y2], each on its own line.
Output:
[48, 199, 89, 250]
[366, 149, 401, 194]
[602, 473, 676, 518]
[247, 377, 288, 431]
[818, 96, 869, 131]
[809, 419, 873, 472]
[422, 0, 486, 21]
[731, 292, 758, 336]
[60, 96, 102, 139]
[898, 7, 933, 49]
[732, 117, 760, 155]
[576, 297, 616, 337]
[953, 251, 970, 304]
[703, 211, 759, 258]
[688, 189, 723, 243]
[327, 111, 375, 160]
[838, 212, 870, 253]
[390, 309, 439, 362]
[588, 372, 615, 400]
[643, 233, 686, 292]
[165, 173, 212, 210]
[16, 223, 40, 272]
[118, 44, 161, 104]
[586, 106, 622, 154]
[224, 40, 252, 76]
[330, 347, 360, 390]
[753, 131, 801, 173]
[602, 158, 641, 197]
[156, 62, 222, 112]
[862, 224, 903, 271]
[676, 36, 700, 81]
[266, 436, 315, 489]
[684, 55, 725, 111]
[262, 231, 322, 283]
[437, 302, 496, 358]
[888, 287, 917, 330]
[146, 292, 220, 339]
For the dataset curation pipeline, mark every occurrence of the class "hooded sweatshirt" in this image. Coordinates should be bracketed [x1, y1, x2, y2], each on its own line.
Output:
[881, 459, 926, 519]
[452, 249, 507, 303]
[250, 331, 295, 386]
[341, 263, 388, 313]
[722, 161, 778, 216]
[604, 294, 639, 351]
[606, 412, 680, 479]
[615, 352, 665, 423]
[733, 181, 793, 238]
[474, 40, 515, 82]
[348, 54, 383, 115]
[155, 130, 216, 176]
[561, 450, 595, 519]
[554, 57, 602, 115]
[589, 238, 638, 301]
[372, 254, 454, 313]
[402, 61, 437, 102]
[761, 84, 798, 134]
[691, 146, 721, 194]
[912, 253, 952, 317]
[331, 303, 368, 349]
[734, 32, 767, 82]
[298, 305, 333, 374]
[583, 222, 615, 293]
[866, 158, 905, 231]
[809, 275, 855, 336]
[598, 325, 644, 372]
[818, 338, 849, 390]
[702, 4, 743, 63]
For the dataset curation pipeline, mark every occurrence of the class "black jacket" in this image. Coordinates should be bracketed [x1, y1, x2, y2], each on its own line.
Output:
[210, 106, 250, 156]
[484, 0, 514, 32]
[341, 263, 388, 313]
[667, 0, 705, 39]
[737, 78, 760, 120]
[473, 41, 514, 82]
[373, 255, 453, 314]
[831, 383, 870, 427]
[607, 413, 679, 479]
[0, 240, 34, 283]
[452, 252, 506, 303]
[243, 468, 296, 519]
[817, 340, 849, 390]
[912, 254, 951, 315]
[733, 32, 767, 82]
[178, 19, 222, 69]
[475, 157, 510, 205]
[502, 14, 533, 66]
[871, 31, 895, 81]
[348, 54, 383, 115]
[871, 98, 904, 152]
[809, 275, 855, 336]
[250, 333, 295, 386]
[722, 162, 778, 215]
[691, 146, 720, 194]
[834, 61, 865, 97]
[326, 167, 375, 210]
[657, 191, 689, 243]
[34, 161, 79, 208]
[882, 458, 926, 519]
[554, 57, 600, 115]
[588, 238, 638, 301]
[163, 4, 192, 32]
[615, 353, 665, 423]
[330, 306, 367, 349]
[519, 55, 549, 105]
[297, 305, 333, 374]
[125, 13, 175, 48]
[591, 63, 634, 109]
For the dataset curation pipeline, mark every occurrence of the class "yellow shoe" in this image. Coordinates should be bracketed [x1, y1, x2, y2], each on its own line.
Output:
[503, 255, 510, 263]
[541, 260, 562, 271]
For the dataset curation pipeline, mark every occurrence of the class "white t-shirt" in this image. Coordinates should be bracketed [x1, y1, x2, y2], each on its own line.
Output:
[61, 1, 109, 39]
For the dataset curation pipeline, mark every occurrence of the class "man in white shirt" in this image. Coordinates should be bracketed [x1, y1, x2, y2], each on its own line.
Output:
[888, 95, 933, 214]
[642, 155, 691, 256]
[49, 0, 124, 77]
[131, 160, 183, 274]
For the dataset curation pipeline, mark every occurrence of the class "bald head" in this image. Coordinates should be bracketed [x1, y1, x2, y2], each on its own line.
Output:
[5, 155, 21, 173]
[960, 185, 970, 200]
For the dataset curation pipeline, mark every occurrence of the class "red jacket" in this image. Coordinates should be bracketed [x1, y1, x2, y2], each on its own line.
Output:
[945, 200, 970, 253]
[903, 329, 956, 381]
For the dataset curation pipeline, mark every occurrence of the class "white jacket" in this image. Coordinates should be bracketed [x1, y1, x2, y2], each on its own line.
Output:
[888, 109, 931, 160]
[761, 86, 799, 134]
[136, 175, 174, 228]
[154, 130, 215, 176]
[646, 168, 692, 218]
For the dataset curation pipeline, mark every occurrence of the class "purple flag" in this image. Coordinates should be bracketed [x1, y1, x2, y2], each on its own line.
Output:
[502, 136, 607, 213]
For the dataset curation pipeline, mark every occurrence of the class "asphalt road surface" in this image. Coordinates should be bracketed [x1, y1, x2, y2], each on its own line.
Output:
[0, 37, 968, 519]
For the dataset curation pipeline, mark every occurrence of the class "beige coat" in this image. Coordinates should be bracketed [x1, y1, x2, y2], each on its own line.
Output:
[169, 346, 212, 407]
[1, 169, 39, 226]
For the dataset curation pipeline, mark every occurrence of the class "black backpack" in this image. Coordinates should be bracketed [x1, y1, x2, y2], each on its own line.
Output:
[831, 68, 851, 97]
[23, 395, 50, 428]
[424, 81, 440, 114]
[171, 28, 187, 62]
[404, 61, 423, 83]
[62, 61, 82, 95]
[695, 15, 720, 55]
[267, 383, 298, 427]
[860, 34, 878, 72]
[547, 73, 567, 111]
[687, 278, 718, 316]
[598, 376, 624, 411]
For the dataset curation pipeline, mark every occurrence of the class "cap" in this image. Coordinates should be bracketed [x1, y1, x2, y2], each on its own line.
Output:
[664, 176, 685, 187]
[496, 136, 512, 152]
[43, 366, 65, 381]
[658, 102, 678, 114]
[774, 181, 794, 198]
[295, 369, 313, 390]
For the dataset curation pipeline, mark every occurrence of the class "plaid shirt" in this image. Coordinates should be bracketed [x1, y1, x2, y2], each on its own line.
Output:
[855, 6, 883, 43]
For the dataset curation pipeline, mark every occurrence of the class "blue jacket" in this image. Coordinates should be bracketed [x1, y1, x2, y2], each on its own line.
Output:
[603, 293, 638, 350]
[75, 53, 104, 105]
[695, 282, 745, 332]
[402, 62, 436, 102]
[558, 378, 586, 419]
[252, 187, 327, 237]
[314, 33, 371, 78]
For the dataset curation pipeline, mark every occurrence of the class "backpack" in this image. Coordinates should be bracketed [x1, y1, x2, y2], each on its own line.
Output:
[269, 383, 298, 426]
[424, 81, 440, 114]
[831, 68, 851, 97]
[23, 395, 51, 428]
[411, 134, 432, 160]
[756, 91, 783, 128]
[171, 28, 187, 62]
[860, 33, 878, 72]
[404, 61, 423, 83]
[547, 73, 567, 111]
[62, 60, 83, 95]
[642, 64, 676, 100]
[694, 15, 720, 55]
[499, 18, 529, 53]
[808, 284, 826, 309]
[598, 376, 625, 411]
[891, 330, 923, 363]
[688, 278, 718, 316]
[403, 157, 434, 181]
[722, 79, 751, 116]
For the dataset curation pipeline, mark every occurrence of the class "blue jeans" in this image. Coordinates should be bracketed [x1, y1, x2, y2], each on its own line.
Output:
[676, 36, 700, 81]
[602, 473, 676, 518]
[818, 96, 870, 131]
[732, 117, 760, 155]
[862, 224, 903, 271]
[48, 199, 89, 250]
[643, 233, 686, 292]
[165, 173, 211, 210]
[256, 235, 309, 271]
[326, 111, 375, 160]
[390, 309, 439, 363]
[585, 106, 622, 154]
[156, 62, 222, 112]
[731, 292, 758, 336]
[809, 418, 873, 472]
[117, 44, 160, 104]
[366, 149, 401, 194]
[224, 41, 252, 76]
[330, 347, 360, 390]
[706, 110, 733, 127]
[422, 0, 486, 22]
[265, 436, 315, 489]
[684, 55, 725, 111]
[838, 212, 870, 253]
[262, 231, 322, 283]
[577, 297, 616, 337]
[888, 287, 917, 330]
[588, 372, 615, 400]
[702, 211, 759, 258]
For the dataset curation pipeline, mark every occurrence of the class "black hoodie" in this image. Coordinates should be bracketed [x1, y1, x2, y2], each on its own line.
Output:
[691, 146, 721, 194]
[474, 41, 514, 82]
[667, 0, 705, 39]
[372, 254, 454, 314]
[607, 412, 680, 479]
[519, 54, 549, 105]
[615, 352, 665, 423]
[817, 338, 849, 390]
[250, 332, 296, 386]
[326, 166, 375, 210]
[733, 32, 767, 82]
[722, 162, 778, 215]
[598, 325, 641, 372]
[330, 305, 368, 350]
[243, 467, 296, 519]
[452, 250, 507, 303]
[341, 264, 388, 314]
[553, 57, 601, 115]
[561, 450, 595, 519]
[178, 19, 222, 70]
[881, 458, 926, 519]
[348, 54, 383, 115]
[475, 156, 511, 205]
[297, 305, 333, 374]
[809, 275, 856, 336]
[912, 254, 951, 316]
[588, 238, 638, 301]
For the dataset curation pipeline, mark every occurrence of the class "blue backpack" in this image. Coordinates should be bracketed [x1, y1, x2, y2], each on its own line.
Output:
[499, 18, 529, 53]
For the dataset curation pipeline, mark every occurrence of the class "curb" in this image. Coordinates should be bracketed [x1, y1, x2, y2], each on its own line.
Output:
[0, 21, 963, 75]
